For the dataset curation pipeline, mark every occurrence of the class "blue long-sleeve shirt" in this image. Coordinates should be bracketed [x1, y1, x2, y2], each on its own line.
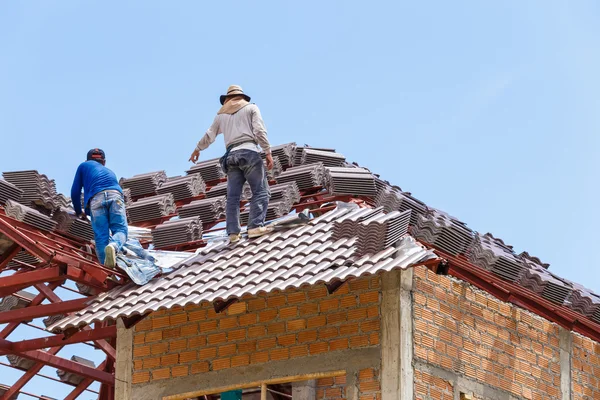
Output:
[71, 161, 123, 215]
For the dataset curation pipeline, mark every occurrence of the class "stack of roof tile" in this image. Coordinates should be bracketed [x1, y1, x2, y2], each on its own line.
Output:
[333, 208, 411, 256]
[242, 182, 301, 208]
[205, 181, 229, 198]
[565, 282, 600, 317]
[375, 187, 427, 225]
[178, 196, 226, 222]
[6, 251, 42, 269]
[54, 193, 70, 209]
[293, 146, 337, 166]
[300, 148, 346, 167]
[127, 194, 176, 223]
[518, 251, 573, 306]
[157, 174, 206, 202]
[52, 209, 94, 241]
[7, 355, 36, 371]
[122, 188, 133, 205]
[0, 291, 35, 313]
[0, 179, 23, 206]
[240, 200, 292, 225]
[468, 233, 525, 282]
[266, 156, 283, 180]
[43, 314, 66, 329]
[120, 171, 167, 198]
[4, 199, 57, 231]
[324, 167, 377, 197]
[152, 216, 203, 249]
[57, 356, 95, 385]
[411, 209, 474, 255]
[186, 159, 226, 182]
[267, 142, 296, 168]
[276, 163, 326, 190]
[2, 170, 58, 210]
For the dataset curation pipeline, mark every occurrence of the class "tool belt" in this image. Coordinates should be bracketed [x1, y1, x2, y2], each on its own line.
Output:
[219, 139, 257, 174]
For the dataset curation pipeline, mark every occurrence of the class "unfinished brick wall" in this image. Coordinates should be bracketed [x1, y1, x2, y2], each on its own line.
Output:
[412, 265, 562, 400]
[572, 333, 600, 400]
[414, 370, 453, 400]
[131, 276, 381, 385]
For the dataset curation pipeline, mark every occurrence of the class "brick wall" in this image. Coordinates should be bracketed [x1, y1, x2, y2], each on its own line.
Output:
[572, 333, 600, 400]
[315, 368, 380, 400]
[131, 276, 381, 385]
[412, 266, 562, 400]
[414, 370, 453, 400]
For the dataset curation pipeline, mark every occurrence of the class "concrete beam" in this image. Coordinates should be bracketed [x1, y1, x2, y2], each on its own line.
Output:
[115, 318, 133, 400]
[131, 346, 380, 400]
[381, 268, 413, 400]
[559, 327, 573, 400]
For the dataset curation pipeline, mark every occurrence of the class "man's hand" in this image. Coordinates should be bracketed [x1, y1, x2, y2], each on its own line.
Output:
[189, 149, 200, 163]
[78, 212, 87, 221]
[266, 153, 274, 170]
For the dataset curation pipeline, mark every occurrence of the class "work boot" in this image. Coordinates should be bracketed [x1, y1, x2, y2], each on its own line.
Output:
[247, 226, 273, 238]
[104, 243, 117, 268]
[229, 233, 242, 243]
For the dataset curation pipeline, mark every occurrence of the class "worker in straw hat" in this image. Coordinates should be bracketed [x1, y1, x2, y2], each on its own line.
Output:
[189, 85, 274, 242]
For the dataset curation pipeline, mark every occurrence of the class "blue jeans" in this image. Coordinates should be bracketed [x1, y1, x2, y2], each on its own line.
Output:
[226, 150, 270, 234]
[89, 190, 128, 264]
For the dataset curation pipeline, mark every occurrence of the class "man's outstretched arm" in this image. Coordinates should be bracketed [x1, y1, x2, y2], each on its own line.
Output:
[189, 117, 220, 163]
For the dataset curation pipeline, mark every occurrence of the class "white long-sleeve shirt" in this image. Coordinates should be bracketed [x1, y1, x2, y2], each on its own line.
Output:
[195, 104, 271, 154]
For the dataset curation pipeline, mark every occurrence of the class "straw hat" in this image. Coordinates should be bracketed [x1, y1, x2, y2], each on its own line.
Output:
[220, 85, 251, 105]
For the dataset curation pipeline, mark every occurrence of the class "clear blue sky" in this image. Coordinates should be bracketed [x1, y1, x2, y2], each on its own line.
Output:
[1, 1, 600, 397]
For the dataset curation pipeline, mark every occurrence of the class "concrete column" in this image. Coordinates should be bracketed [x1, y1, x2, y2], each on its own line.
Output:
[381, 268, 414, 400]
[292, 380, 316, 400]
[115, 318, 134, 400]
[559, 327, 573, 400]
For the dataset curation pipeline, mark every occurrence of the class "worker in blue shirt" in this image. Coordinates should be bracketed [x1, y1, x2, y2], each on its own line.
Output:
[71, 148, 128, 268]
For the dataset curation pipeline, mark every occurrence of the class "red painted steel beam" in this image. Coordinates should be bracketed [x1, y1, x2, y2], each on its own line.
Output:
[1, 343, 115, 385]
[0, 325, 116, 355]
[0, 282, 61, 339]
[0, 267, 65, 297]
[0, 296, 92, 324]
[0, 346, 62, 400]
[0, 217, 54, 261]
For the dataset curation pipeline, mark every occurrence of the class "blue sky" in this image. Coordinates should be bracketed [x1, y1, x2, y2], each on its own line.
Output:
[1, 1, 600, 397]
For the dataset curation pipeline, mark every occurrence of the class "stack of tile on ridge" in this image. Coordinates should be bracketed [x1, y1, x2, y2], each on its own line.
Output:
[152, 216, 202, 249]
[0, 290, 35, 312]
[293, 146, 337, 166]
[157, 174, 206, 202]
[52, 209, 94, 241]
[205, 181, 229, 198]
[242, 182, 301, 208]
[375, 186, 427, 226]
[567, 283, 600, 320]
[333, 207, 411, 256]
[518, 252, 573, 306]
[4, 199, 57, 231]
[324, 167, 377, 197]
[7, 354, 36, 371]
[299, 148, 346, 167]
[120, 171, 167, 198]
[2, 170, 58, 210]
[411, 209, 474, 255]
[57, 356, 95, 385]
[0, 179, 23, 205]
[186, 158, 225, 183]
[468, 233, 525, 282]
[127, 194, 176, 223]
[277, 163, 326, 190]
[240, 200, 291, 225]
[178, 196, 226, 222]
[267, 142, 296, 168]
